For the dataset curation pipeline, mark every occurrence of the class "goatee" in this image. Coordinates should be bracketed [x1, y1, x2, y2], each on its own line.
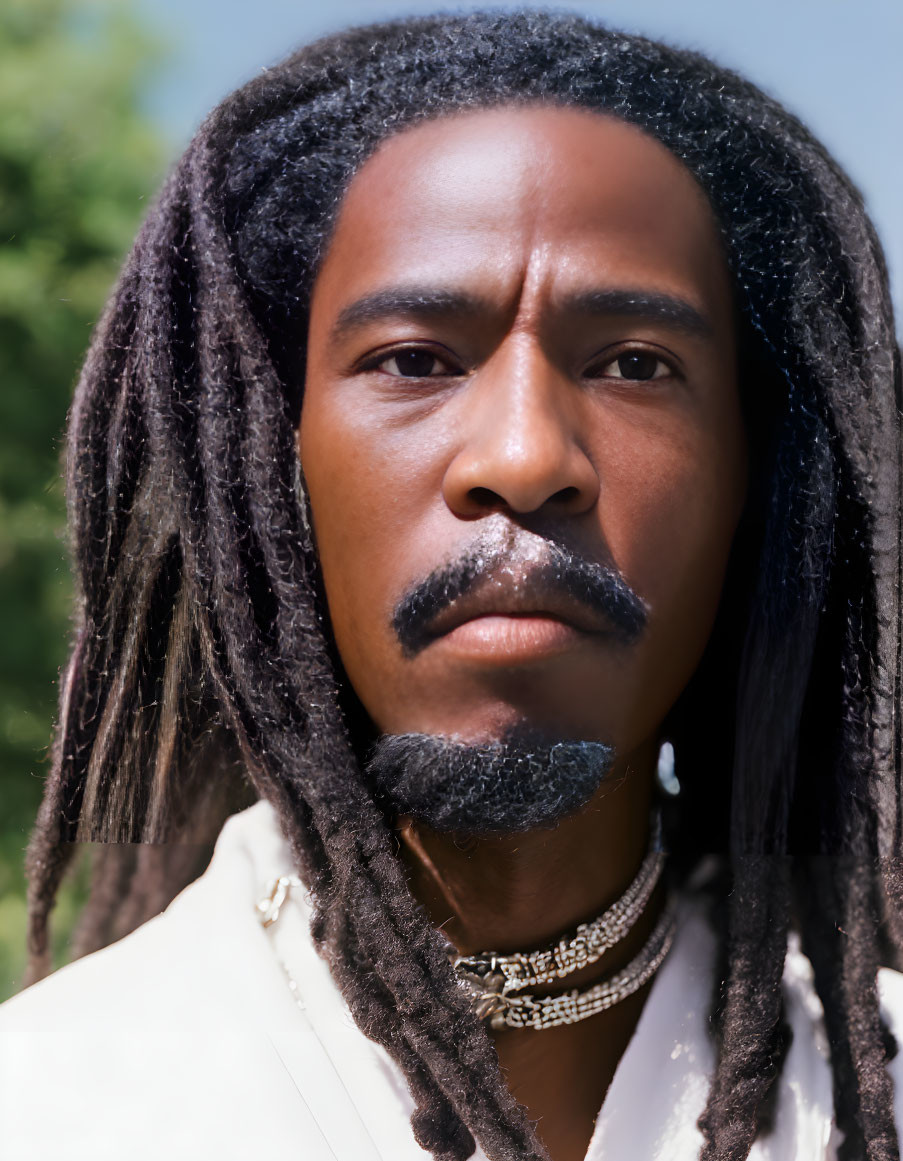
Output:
[365, 727, 617, 835]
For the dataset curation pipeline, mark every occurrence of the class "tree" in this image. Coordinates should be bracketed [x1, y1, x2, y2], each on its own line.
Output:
[0, 0, 166, 998]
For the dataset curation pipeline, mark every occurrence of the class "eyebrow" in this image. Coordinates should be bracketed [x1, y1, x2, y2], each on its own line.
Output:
[330, 288, 489, 342]
[567, 289, 713, 339]
[329, 285, 713, 342]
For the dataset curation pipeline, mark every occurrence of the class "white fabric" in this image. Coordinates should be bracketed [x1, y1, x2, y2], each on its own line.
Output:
[3, 799, 903, 1160]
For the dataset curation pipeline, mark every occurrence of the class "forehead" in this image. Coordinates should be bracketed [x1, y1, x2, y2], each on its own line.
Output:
[313, 105, 732, 319]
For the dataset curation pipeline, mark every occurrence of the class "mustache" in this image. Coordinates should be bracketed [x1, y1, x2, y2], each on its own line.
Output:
[392, 528, 648, 657]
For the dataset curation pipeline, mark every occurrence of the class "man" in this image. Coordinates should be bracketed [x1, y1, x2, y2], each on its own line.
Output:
[1, 11, 901, 1161]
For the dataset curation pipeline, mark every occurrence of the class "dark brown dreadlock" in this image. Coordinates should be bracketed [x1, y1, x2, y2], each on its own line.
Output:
[23, 11, 901, 1161]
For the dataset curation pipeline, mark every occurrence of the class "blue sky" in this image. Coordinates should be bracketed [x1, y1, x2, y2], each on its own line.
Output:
[136, 0, 901, 315]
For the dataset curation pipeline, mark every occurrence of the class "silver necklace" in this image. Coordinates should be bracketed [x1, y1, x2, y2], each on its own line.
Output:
[256, 822, 674, 1033]
[457, 903, 676, 1030]
[452, 820, 674, 1030]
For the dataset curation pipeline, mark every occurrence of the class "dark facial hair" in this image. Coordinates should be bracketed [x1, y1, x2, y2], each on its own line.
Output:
[392, 527, 647, 658]
[377, 525, 638, 832]
[365, 727, 617, 835]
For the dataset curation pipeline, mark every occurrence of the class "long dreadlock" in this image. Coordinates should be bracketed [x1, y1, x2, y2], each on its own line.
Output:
[23, 12, 901, 1161]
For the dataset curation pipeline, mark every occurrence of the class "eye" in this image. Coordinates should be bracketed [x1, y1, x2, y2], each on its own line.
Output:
[376, 348, 455, 378]
[587, 350, 672, 382]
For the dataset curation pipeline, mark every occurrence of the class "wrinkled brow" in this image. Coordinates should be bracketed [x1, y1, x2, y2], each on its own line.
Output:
[329, 284, 714, 342]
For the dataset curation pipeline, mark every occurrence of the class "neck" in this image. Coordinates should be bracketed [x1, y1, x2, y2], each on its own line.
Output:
[398, 734, 659, 957]
[398, 734, 664, 1161]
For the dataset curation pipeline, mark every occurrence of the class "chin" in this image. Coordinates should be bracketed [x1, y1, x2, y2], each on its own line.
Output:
[363, 728, 618, 836]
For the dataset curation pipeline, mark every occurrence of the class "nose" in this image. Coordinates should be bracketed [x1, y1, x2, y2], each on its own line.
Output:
[442, 345, 600, 517]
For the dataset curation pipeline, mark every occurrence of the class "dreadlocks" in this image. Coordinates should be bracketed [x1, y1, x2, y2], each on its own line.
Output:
[23, 11, 901, 1161]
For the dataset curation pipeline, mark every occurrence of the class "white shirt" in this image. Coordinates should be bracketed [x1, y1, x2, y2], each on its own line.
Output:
[3, 800, 903, 1160]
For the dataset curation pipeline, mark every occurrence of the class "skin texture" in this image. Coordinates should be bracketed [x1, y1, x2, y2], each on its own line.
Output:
[299, 106, 747, 1161]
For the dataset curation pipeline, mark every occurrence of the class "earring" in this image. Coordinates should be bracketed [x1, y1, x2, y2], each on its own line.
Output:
[656, 740, 680, 797]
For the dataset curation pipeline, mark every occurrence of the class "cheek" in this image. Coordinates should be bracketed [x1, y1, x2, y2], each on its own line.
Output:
[599, 405, 746, 689]
[298, 395, 447, 680]
[614, 443, 741, 579]
[302, 404, 443, 573]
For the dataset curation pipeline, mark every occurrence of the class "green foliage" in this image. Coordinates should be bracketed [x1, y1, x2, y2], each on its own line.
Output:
[0, 0, 166, 999]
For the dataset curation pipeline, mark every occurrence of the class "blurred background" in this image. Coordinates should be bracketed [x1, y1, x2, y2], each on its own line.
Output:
[0, 0, 899, 1002]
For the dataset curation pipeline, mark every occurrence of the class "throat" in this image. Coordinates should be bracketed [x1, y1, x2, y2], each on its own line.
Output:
[397, 741, 659, 956]
[475, 881, 667, 1161]
[396, 738, 664, 1160]
[494, 981, 653, 1161]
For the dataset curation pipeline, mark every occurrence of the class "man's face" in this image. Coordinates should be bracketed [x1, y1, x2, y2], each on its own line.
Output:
[299, 106, 746, 768]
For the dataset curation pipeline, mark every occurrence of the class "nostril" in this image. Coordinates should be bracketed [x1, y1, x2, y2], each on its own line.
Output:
[468, 486, 506, 509]
[550, 486, 581, 505]
[464, 483, 585, 514]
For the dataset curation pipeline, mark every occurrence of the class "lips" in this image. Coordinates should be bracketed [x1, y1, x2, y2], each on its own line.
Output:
[392, 527, 648, 658]
[423, 569, 618, 643]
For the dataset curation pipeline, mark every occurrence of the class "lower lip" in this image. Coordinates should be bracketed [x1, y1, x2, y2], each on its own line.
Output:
[438, 614, 588, 661]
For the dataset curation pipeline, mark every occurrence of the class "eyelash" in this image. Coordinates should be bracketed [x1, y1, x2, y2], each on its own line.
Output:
[359, 343, 679, 383]
[585, 348, 676, 382]
[359, 346, 460, 379]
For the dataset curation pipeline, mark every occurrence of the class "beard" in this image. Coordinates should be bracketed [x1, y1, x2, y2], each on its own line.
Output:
[364, 726, 617, 836]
